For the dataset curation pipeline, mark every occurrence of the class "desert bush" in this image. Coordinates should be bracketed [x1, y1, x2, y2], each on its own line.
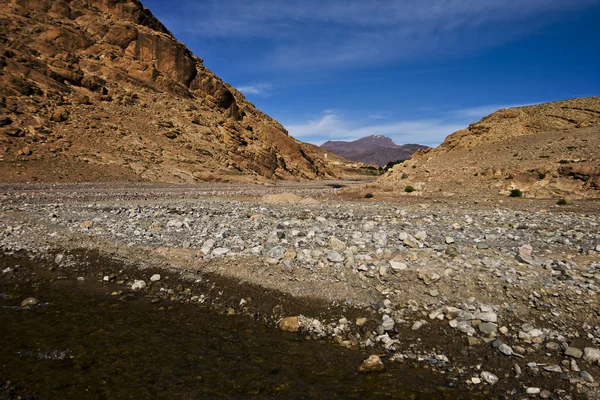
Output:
[509, 189, 523, 198]
[556, 198, 568, 205]
[404, 186, 415, 193]
[364, 193, 374, 199]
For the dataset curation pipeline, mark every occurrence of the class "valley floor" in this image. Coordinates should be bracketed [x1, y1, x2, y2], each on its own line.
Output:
[1, 182, 600, 399]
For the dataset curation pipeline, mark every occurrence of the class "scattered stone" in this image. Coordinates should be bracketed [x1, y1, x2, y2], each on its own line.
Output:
[478, 322, 498, 335]
[131, 280, 146, 291]
[211, 247, 230, 257]
[580, 370, 594, 383]
[498, 343, 513, 356]
[583, 347, 600, 364]
[445, 236, 455, 244]
[328, 237, 346, 251]
[326, 250, 344, 263]
[412, 320, 426, 331]
[279, 316, 300, 332]
[359, 355, 385, 373]
[480, 371, 498, 385]
[381, 315, 395, 331]
[565, 347, 583, 359]
[201, 239, 215, 255]
[20, 297, 38, 308]
[150, 274, 161, 282]
[526, 388, 541, 395]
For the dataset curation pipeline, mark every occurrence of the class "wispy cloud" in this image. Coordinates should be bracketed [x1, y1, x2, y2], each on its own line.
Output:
[283, 111, 465, 146]
[163, 0, 598, 70]
[237, 83, 273, 96]
[368, 113, 388, 120]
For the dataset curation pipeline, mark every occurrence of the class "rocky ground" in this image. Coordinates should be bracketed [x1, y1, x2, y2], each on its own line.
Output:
[1, 182, 600, 399]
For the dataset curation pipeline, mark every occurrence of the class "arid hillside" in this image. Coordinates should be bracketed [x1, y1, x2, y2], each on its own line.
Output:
[376, 97, 600, 198]
[0, 0, 348, 183]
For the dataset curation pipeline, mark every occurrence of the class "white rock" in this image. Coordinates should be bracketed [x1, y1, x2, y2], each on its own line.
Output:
[131, 280, 146, 291]
[526, 388, 540, 395]
[480, 371, 498, 385]
[476, 311, 498, 323]
[201, 239, 215, 255]
[150, 274, 161, 282]
[212, 247, 230, 257]
[390, 261, 408, 271]
[414, 231, 427, 241]
[583, 347, 600, 364]
[445, 236, 455, 244]
[327, 250, 344, 263]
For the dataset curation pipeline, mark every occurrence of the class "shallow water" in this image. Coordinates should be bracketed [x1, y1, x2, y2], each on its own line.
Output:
[0, 265, 469, 400]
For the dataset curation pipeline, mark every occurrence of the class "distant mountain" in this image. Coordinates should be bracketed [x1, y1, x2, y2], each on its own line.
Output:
[321, 135, 429, 166]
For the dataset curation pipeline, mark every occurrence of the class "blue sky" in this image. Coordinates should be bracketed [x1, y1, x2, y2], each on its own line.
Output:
[143, 0, 600, 146]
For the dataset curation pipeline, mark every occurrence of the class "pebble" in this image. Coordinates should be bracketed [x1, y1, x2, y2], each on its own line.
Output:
[564, 346, 583, 358]
[526, 387, 541, 395]
[498, 343, 513, 356]
[381, 315, 395, 331]
[478, 322, 498, 335]
[150, 274, 161, 282]
[412, 320, 425, 330]
[131, 280, 146, 291]
[445, 236, 455, 244]
[583, 347, 600, 364]
[20, 297, 38, 308]
[211, 247, 230, 257]
[480, 371, 498, 385]
[358, 355, 385, 373]
[580, 370, 594, 383]
[326, 250, 344, 263]
[279, 316, 300, 332]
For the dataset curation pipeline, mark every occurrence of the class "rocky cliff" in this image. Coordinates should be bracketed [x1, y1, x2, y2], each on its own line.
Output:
[0, 0, 339, 182]
[376, 97, 600, 198]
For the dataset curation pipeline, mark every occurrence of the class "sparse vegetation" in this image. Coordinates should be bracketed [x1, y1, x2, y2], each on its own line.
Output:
[383, 159, 406, 172]
[538, 173, 546, 180]
[557, 198, 568, 205]
[404, 185, 415, 193]
[509, 189, 523, 198]
[364, 193, 374, 199]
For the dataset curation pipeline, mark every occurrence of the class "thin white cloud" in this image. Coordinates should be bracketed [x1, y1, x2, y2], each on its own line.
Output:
[237, 83, 272, 96]
[163, 0, 598, 69]
[284, 111, 465, 146]
[368, 113, 388, 120]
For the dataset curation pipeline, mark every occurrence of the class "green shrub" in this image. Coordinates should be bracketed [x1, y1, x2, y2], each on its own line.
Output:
[364, 193, 374, 199]
[538, 173, 546, 180]
[556, 198, 568, 205]
[404, 186, 415, 193]
[509, 189, 523, 198]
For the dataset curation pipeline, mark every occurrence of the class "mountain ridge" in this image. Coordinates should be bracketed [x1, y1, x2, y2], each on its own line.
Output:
[321, 135, 428, 166]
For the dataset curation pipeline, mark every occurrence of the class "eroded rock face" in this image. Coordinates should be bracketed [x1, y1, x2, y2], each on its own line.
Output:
[376, 97, 600, 198]
[0, 0, 338, 183]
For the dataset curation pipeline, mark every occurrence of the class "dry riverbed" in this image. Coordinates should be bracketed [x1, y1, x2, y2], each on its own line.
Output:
[1, 182, 600, 399]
